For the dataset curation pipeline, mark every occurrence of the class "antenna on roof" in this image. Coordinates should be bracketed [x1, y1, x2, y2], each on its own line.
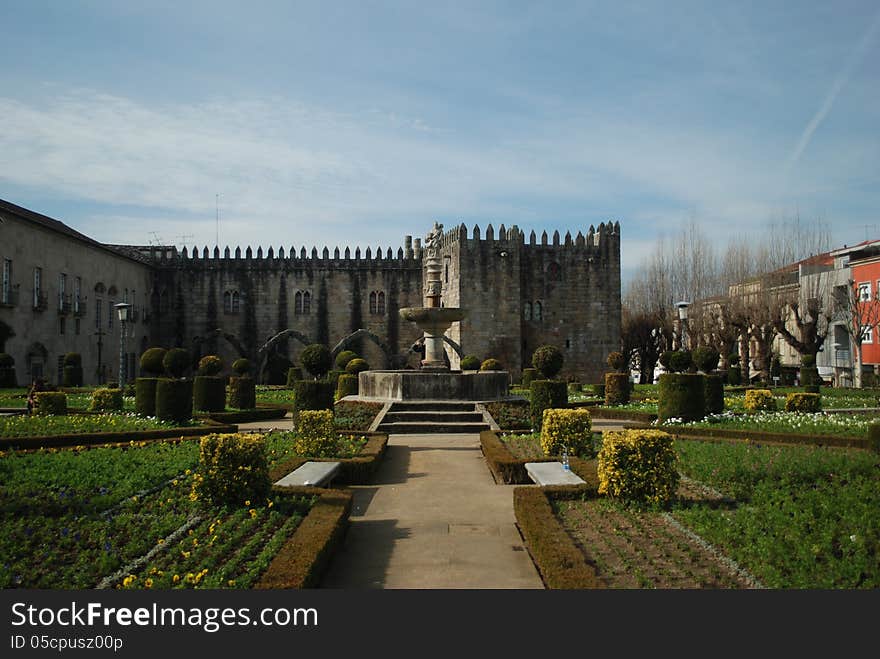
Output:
[148, 231, 164, 246]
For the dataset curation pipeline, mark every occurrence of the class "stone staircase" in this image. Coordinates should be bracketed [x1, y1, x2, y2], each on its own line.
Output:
[376, 401, 490, 434]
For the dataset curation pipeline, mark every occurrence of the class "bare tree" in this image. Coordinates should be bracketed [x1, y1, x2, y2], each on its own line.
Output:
[841, 280, 880, 388]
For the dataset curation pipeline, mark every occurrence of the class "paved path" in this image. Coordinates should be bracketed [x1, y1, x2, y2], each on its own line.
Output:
[320, 433, 544, 589]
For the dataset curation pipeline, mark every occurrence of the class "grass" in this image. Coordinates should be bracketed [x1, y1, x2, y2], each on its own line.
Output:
[661, 411, 875, 437]
[0, 412, 187, 438]
[501, 432, 601, 460]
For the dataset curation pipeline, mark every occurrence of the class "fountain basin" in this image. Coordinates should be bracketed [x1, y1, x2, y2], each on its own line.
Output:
[358, 370, 510, 401]
[399, 307, 466, 325]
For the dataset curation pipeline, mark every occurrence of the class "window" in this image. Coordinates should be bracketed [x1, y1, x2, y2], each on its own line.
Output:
[534, 301, 543, 321]
[74, 276, 82, 313]
[369, 291, 385, 315]
[295, 291, 310, 315]
[96, 298, 103, 330]
[75, 318, 81, 335]
[224, 291, 232, 313]
[108, 299, 114, 329]
[523, 301, 531, 320]
[232, 291, 239, 313]
[858, 282, 871, 302]
[369, 291, 377, 315]
[2, 259, 11, 304]
[862, 325, 873, 344]
[33, 267, 42, 308]
[377, 292, 385, 315]
[302, 291, 311, 314]
[59, 273, 67, 310]
[59, 317, 66, 335]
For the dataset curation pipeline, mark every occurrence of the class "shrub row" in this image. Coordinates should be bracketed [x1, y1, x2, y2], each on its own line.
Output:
[88, 388, 123, 412]
[193, 376, 226, 412]
[201, 406, 287, 424]
[745, 389, 776, 412]
[295, 410, 338, 457]
[587, 407, 657, 424]
[33, 392, 68, 415]
[254, 489, 353, 589]
[636, 423, 871, 451]
[784, 392, 821, 413]
[0, 422, 238, 451]
[228, 376, 256, 409]
[513, 487, 605, 589]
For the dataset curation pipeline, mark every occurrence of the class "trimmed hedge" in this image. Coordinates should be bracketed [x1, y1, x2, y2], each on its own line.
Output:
[532, 345, 564, 379]
[530, 379, 567, 431]
[704, 374, 724, 415]
[293, 380, 334, 418]
[335, 350, 359, 370]
[335, 373, 358, 400]
[294, 410, 337, 457]
[155, 378, 194, 423]
[140, 348, 167, 376]
[744, 389, 776, 412]
[588, 407, 657, 424]
[197, 355, 223, 376]
[480, 358, 503, 371]
[326, 370, 346, 389]
[869, 422, 880, 453]
[541, 408, 594, 458]
[693, 346, 720, 373]
[651, 424, 871, 451]
[228, 376, 256, 410]
[62, 364, 83, 387]
[521, 367, 537, 387]
[301, 344, 333, 379]
[598, 429, 679, 505]
[270, 433, 389, 486]
[668, 350, 693, 373]
[784, 392, 822, 413]
[135, 378, 159, 416]
[89, 388, 123, 412]
[286, 367, 304, 386]
[0, 423, 238, 451]
[193, 375, 226, 412]
[658, 373, 705, 422]
[461, 355, 481, 371]
[513, 487, 605, 589]
[345, 359, 370, 375]
[163, 348, 190, 378]
[480, 430, 598, 486]
[33, 392, 67, 415]
[232, 358, 252, 375]
[592, 383, 605, 397]
[255, 489, 353, 589]
[204, 406, 286, 424]
[727, 366, 742, 385]
[0, 357, 16, 387]
[192, 432, 270, 507]
[604, 372, 630, 406]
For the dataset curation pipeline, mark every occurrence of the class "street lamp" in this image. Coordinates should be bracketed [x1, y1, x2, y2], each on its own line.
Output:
[115, 303, 132, 390]
[831, 343, 840, 388]
[676, 301, 690, 351]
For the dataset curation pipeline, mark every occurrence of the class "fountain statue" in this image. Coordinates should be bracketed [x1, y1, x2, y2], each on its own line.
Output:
[399, 222, 465, 371]
[357, 222, 509, 401]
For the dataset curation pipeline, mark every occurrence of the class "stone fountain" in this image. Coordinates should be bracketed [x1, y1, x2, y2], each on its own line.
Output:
[358, 222, 509, 401]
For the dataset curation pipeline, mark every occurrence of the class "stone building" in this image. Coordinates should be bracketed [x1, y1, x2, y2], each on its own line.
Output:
[0, 198, 621, 385]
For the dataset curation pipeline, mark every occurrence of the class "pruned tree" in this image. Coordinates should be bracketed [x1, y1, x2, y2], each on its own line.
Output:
[621, 306, 666, 384]
[841, 279, 880, 388]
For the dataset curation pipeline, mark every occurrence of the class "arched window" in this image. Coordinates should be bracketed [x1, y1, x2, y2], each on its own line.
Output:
[369, 291, 377, 315]
[377, 292, 385, 315]
[534, 301, 543, 321]
[295, 291, 303, 315]
[231, 291, 240, 314]
[523, 301, 532, 320]
[223, 291, 232, 314]
[302, 291, 311, 314]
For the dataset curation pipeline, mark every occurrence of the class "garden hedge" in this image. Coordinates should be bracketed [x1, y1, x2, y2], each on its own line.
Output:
[139, 347, 167, 376]
[293, 380, 334, 418]
[335, 350, 359, 370]
[255, 489, 353, 589]
[480, 358, 503, 371]
[155, 378, 194, 423]
[62, 365, 83, 387]
[785, 392, 821, 413]
[460, 355, 481, 371]
[228, 376, 256, 410]
[532, 345, 563, 379]
[197, 355, 223, 376]
[89, 388, 123, 412]
[513, 487, 605, 589]
[163, 348, 190, 378]
[658, 373, 705, 422]
[520, 367, 537, 387]
[335, 373, 358, 400]
[0, 422, 238, 451]
[0, 356, 16, 387]
[541, 408, 594, 458]
[193, 432, 270, 506]
[529, 380, 567, 431]
[269, 433, 389, 486]
[33, 392, 67, 415]
[232, 358, 252, 375]
[598, 429, 679, 505]
[135, 378, 159, 416]
[869, 422, 880, 453]
[300, 344, 333, 379]
[479, 430, 598, 485]
[604, 372, 630, 406]
[626, 423, 872, 451]
[286, 367, 304, 386]
[704, 374, 724, 415]
[345, 359, 370, 375]
[193, 375, 226, 412]
[745, 389, 776, 412]
[203, 406, 286, 424]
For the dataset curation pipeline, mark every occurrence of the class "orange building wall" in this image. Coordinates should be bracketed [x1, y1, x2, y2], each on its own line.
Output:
[852, 258, 880, 366]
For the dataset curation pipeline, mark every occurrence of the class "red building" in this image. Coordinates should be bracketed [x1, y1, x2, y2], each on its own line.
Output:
[850, 251, 880, 368]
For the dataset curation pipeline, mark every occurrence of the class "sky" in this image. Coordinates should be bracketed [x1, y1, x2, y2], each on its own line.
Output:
[1, 1, 878, 284]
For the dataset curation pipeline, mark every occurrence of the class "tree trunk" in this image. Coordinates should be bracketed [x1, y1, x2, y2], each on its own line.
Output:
[739, 335, 750, 384]
[854, 343, 863, 388]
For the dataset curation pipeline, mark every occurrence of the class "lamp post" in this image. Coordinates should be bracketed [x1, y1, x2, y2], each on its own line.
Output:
[94, 328, 105, 385]
[115, 303, 132, 390]
[676, 301, 690, 351]
[831, 342, 840, 388]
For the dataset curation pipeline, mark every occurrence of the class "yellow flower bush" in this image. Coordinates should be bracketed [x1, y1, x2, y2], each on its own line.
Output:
[294, 410, 338, 457]
[192, 433, 270, 507]
[540, 408, 594, 457]
[744, 389, 776, 412]
[784, 392, 821, 413]
[598, 429, 679, 505]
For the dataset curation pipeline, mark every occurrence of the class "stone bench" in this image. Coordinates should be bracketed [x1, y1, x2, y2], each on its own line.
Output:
[524, 461, 586, 487]
[274, 461, 341, 488]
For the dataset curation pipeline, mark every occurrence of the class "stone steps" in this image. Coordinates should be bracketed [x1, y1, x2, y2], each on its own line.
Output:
[376, 402, 490, 434]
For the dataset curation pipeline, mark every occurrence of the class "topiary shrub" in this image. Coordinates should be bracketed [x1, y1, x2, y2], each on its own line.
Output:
[704, 374, 724, 415]
[658, 373, 705, 422]
[193, 375, 226, 412]
[540, 408, 594, 458]
[33, 392, 67, 415]
[606, 351, 626, 372]
[598, 429, 679, 506]
[139, 347, 167, 377]
[89, 387, 123, 412]
[286, 367, 304, 386]
[228, 376, 256, 410]
[295, 410, 338, 457]
[62, 352, 83, 387]
[163, 348, 190, 378]
[693, 346, 720, 373]
[0, 353, 16, 387]
[532, 345, 564, 379]
[335, 373, 359, 400]
[326, 369, 345, 388]
[480, 358, 503, 371]
[668, 350, 693, 373]
[293, 380, 334, 419]
[232, 358, 252, 375]
[335, 350, 359, 371]
[192, 433, 269, 507]
[345, 358, 370, 375]
[155, 378, 193, 423]
[197, 355, 223, 376]
[266, 354, 292, 385]
[521, 367, 537, 387]
[135, 378, 159, 416]
[785, 392, 821, 413]
[529, 379, 567, 431]
[300, 344, 333, 380]
[744, 389, 776, 412]
[460, 355, 481, 371]
[604, 372, 631, 406]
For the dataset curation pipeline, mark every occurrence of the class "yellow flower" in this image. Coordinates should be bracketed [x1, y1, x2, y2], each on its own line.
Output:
[249, 509, 258, 519]
[244, 500, 251, 506]
[172, 574, 180, 583]
[144, 578, 154, 589]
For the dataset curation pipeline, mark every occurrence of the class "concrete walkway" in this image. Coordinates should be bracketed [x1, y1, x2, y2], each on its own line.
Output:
[320, 433, 544, 589]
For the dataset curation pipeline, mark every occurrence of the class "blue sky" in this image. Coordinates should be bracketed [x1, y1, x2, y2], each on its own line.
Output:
[1, 1, 878, 281]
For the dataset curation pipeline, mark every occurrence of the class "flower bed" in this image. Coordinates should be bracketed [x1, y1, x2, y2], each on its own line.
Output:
[268, 432, 389, 486]
[333, 400, 383, 431]
[659, 410, 874, 440]
[0, 412, 183, 438]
